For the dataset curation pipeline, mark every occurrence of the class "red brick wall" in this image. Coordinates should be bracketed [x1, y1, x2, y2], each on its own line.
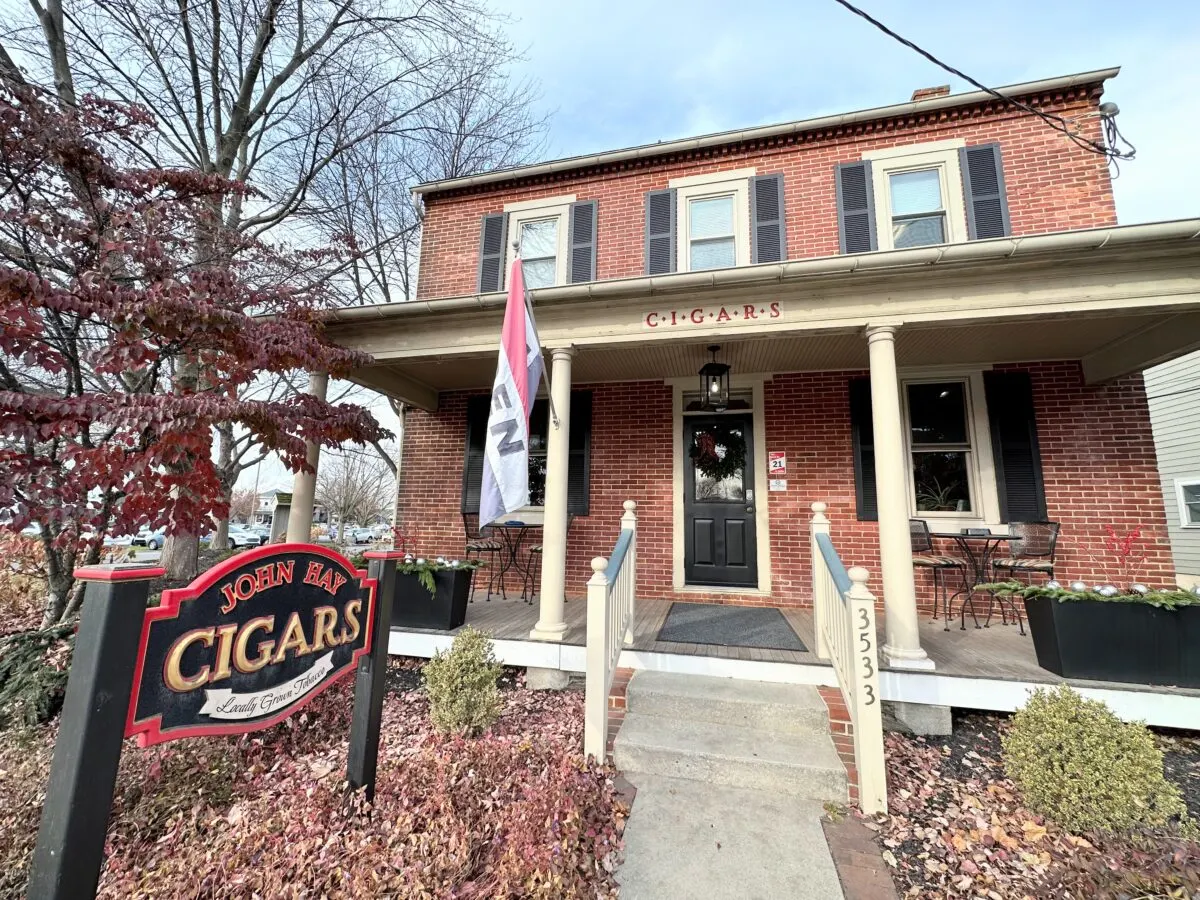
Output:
[818, 686, 859, 807]
[416, 87, 1114, 301]
[393, 361, 1173, 609]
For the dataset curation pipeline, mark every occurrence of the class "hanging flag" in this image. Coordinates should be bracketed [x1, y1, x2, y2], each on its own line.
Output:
[479, 256, 545, 525]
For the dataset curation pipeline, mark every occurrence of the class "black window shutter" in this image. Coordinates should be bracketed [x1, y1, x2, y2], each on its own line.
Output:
[477, 212, 508, 293]
[960, 144, 1011, 240]
[750, 173, 786, 264]
[983, 371, 1046, 522]
[568, 200, 598, 283]
[645, 189, 676, 275]
[848, 377, 878, 521]
[836, 162, 877, 254]
[567, 391, 593, 515]
[461, 395, 490, 513]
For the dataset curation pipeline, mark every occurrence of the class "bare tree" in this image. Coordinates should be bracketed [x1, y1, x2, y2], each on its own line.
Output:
[230, 488, 257, 523]
[316, 446, 396, 531]
[3, 0, 544, 578]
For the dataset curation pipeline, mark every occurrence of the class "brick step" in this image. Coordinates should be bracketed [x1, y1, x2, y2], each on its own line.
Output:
[625, 671, 831, 737]
[613, 712, 848, 802]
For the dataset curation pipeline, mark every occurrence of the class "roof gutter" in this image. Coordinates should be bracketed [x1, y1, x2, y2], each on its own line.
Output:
[325, 218, 1200, 326]
[412, 67, 1119, 197]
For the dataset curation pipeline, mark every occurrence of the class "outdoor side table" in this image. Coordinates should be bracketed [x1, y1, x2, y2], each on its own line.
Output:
[931, 533, 1020, 632]
[491, 521, 535, 600]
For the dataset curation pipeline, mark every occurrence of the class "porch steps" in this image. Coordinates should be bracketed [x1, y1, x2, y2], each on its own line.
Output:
[613, 671, 848, 802]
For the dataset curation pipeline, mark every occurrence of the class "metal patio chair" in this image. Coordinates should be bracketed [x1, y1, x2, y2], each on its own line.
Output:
[991, 521, 1060, 583]
[910, 518, 969, 631]
[463, 513, 503, 601]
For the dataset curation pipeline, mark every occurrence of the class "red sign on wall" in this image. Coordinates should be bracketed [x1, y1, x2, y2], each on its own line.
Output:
[769, 451, 787, 477]
[644, 302, 782, 328]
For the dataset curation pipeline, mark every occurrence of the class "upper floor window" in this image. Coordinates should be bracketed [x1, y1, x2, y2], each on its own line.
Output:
[836, 140, 1010, 255]
[1177, 479, 1200, 528]
[645, 168, 786, 275]
[476, 195, 597, 293]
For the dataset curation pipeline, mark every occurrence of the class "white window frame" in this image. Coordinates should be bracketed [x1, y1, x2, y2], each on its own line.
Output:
[1176, 478, 1200, 528]
[669, 168, 755, 273]
[899, 369, 1001, 526]
[504, 194, 575, 289]
[863, 140, 968, 251]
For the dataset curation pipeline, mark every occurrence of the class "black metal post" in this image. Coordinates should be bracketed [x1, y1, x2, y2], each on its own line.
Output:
[28, 564, 162, 900]
[346, 551, 399, 802]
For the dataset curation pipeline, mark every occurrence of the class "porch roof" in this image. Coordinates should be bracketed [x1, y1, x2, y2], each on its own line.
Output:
[325, 218, 1200, 410]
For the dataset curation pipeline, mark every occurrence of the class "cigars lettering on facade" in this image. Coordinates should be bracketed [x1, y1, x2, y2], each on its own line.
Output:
[125, 544, 375, 746]
[644, 302, 782, 329]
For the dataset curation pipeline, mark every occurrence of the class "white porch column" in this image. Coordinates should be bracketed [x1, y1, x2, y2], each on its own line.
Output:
[531, 347, 574, 641]
[865, 326, 934, 670]
[286, 371, 329, 543]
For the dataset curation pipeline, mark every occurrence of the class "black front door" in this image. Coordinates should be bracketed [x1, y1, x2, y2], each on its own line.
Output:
[684, 415, 758, 587]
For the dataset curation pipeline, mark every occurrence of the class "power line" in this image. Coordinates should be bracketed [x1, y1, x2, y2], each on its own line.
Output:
[829, 0, 1137, 166]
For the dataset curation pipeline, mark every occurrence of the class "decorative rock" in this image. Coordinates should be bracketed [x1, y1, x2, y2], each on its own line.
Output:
[1046, 580, 1062, 590]
[1069, 581, 1088, 592]
[1097, 585, 1118, 597]
[1129, 583, 1149, 595]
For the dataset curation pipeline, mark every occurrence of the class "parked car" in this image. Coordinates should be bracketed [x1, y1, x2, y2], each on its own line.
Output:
[222, 525, 261, 550]
[371, 523, 393, 540]
[243, 525, 271, 545]
[347, 526, 375, 544]
[133, 526, 167, 550]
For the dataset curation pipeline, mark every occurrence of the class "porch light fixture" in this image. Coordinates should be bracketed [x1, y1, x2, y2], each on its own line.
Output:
[698, 345, 731, 412]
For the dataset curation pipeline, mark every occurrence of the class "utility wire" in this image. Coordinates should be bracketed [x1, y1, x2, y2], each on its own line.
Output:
[829, 0, 1137, 165]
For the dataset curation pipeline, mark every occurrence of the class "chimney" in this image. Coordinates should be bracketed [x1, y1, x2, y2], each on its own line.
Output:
[911, 85, 951, 102]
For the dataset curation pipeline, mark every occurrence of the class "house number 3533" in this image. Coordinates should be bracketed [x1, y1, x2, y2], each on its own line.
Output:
[856, 607, 877, 705]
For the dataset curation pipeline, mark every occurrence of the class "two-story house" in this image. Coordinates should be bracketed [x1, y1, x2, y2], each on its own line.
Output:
[312, 67, 1200, 730]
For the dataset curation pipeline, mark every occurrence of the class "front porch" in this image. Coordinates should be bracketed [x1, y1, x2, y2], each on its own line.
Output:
[385, 592, 1200, 729]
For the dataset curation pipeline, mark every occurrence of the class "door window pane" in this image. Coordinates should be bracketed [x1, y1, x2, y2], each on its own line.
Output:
[692, 424, 745, 502]
[913, 452, 972, 512]
[908, 382, 968, 445]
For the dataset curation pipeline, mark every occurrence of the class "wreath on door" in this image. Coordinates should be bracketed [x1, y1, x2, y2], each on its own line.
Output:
[689, 424, 747, 481]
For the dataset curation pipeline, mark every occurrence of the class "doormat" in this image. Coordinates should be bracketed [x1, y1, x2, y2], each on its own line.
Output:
[657, 602, 807, 652]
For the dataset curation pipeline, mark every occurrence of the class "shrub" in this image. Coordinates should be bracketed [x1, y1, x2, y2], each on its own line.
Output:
[423, 626, 502, 736]
[1002, 685, 1190, 833]
[0, 533, 47, 636]
[0, 623, 74, 731]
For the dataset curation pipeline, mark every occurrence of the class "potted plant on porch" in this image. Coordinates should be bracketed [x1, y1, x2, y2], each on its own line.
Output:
[986, 580, 1200, 687]
[389, 556, 482, 630]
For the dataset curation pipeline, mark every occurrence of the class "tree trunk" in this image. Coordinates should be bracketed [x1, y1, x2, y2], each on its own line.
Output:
[161, 530, 199, 580]
[40, 541, 76, 628]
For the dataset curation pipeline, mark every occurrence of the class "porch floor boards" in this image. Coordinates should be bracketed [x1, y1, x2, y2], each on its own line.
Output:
[406, 591, 1200, 696]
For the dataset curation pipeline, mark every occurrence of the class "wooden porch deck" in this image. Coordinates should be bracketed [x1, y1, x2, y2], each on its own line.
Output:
[402, 592, 1200, 698]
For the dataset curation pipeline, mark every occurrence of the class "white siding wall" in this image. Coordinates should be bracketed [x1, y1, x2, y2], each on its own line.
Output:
[1145, 351, 1200, 586]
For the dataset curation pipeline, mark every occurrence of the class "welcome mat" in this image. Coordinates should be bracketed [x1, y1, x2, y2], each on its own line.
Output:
[657, 602, 807, 652]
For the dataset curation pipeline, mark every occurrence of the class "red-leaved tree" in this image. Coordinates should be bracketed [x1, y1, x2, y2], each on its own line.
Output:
[0, 83, 385, 625]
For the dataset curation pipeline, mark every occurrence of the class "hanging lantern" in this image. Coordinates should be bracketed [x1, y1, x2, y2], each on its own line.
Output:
[698, 344, 731, 412]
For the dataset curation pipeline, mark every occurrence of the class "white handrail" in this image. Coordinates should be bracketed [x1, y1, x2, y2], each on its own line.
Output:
[810, 501, 888, 814]
[584, 500, 638, 761]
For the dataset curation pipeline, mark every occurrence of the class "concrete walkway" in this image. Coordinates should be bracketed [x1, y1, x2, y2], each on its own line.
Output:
[616, 773, 845, 900]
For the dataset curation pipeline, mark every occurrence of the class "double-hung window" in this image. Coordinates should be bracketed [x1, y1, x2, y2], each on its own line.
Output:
[1177, 480, 1200, 528]
[671, 169, 753, 273]
[687, 195, 737, 270]
[902, 378, 990, 518]
[862, 141, 968, 252]
[502, 195, 575, 289]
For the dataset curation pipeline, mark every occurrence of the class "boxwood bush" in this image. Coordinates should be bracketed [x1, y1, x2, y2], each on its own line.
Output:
[1002, 685, 1190, 834]
[422, 626, 502, 737]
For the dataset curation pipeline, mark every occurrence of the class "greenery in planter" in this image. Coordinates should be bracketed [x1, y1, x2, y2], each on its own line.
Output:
[422, 627, 503, 737]
[982, 580, 1200, 610]
[397, 556, 483, 595]
[1002, 685, 1193, 835]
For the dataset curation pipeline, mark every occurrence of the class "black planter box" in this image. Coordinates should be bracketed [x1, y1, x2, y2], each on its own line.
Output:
[390, 569, 472, 630]
[1024, 595, 1200, 688]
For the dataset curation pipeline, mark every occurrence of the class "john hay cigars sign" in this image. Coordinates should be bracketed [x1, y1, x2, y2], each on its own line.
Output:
[125, 544, 376, 746]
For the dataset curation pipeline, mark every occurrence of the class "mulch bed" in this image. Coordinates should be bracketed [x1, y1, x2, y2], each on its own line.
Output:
[869, 711, 1200, 899]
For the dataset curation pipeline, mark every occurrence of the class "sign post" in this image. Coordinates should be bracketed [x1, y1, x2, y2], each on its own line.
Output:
[27, 544, 381, 900]
[28, 564, 164, 900]
[346, 550, 402, 801]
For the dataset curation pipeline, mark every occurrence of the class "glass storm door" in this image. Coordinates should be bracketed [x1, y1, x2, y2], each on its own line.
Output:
[683, 415, 758, 587]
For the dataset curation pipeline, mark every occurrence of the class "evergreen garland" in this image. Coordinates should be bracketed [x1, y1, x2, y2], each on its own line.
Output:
[689, 423, 748, 481]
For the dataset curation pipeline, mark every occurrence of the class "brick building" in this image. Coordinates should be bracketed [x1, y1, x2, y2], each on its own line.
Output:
[320, 66, 1200, 676]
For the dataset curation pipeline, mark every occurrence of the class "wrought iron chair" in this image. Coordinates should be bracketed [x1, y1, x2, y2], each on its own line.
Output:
[992, 521, 1060, 582]
[520, 514, 574, 605]
[910, 519, 969, 631]
[462, 513, 503, 601]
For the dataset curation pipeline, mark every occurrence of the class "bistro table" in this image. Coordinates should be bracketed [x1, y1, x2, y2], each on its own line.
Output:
[490, 520, 538, 602]
[931, 532, 1022, 633]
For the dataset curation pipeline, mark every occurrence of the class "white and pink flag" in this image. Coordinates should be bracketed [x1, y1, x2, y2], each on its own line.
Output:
[479, 257, 545, 525]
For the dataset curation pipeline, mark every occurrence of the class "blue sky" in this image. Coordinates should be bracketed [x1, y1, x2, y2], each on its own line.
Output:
[501, 0, 1200, 224]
